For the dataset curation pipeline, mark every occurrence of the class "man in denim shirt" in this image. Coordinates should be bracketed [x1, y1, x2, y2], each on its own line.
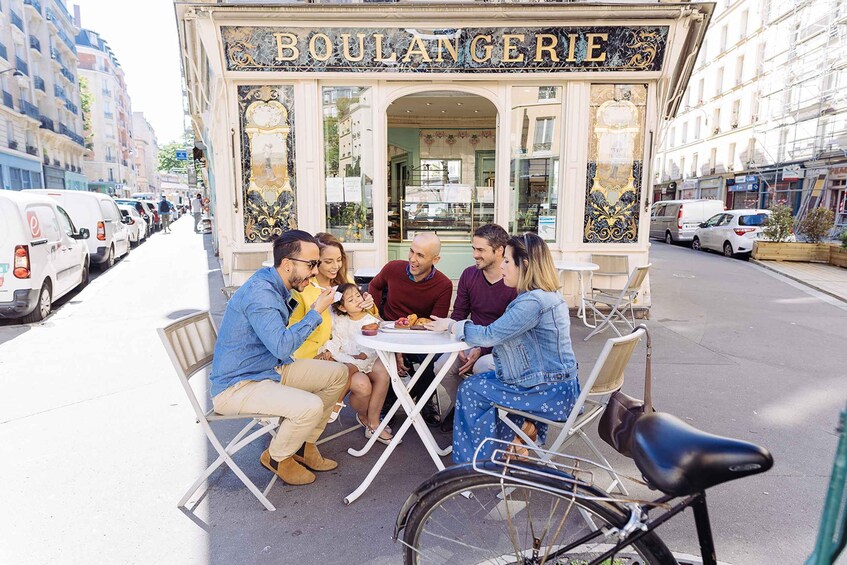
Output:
[210, 230, 348, 486]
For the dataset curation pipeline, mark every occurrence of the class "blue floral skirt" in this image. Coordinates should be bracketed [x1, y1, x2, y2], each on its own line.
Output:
[452, 370, 580, 464]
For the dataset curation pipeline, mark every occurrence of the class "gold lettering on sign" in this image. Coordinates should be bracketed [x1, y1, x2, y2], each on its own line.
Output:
[585, 33, 608, 62]
[435, 37, 459, 63]
[403, 36, 432, 62]
[340, 33, 367, 62]
[534, 34, 559, 62]
[374, 34, 397, 63]
[470, 34, 493, 63]
[503, 34, 525, 63]
[309, 33, 333, 62]
[566, 34, 578, 62]
[274, 32, 299, 62]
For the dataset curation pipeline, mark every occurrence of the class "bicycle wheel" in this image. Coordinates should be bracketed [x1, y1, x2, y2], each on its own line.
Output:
[402, 463, 674, 564]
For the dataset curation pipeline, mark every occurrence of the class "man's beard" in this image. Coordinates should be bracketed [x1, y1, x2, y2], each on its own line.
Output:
[289, 272, 309, 291]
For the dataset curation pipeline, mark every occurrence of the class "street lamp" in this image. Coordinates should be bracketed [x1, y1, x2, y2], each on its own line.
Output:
[0, 68, 29, 91]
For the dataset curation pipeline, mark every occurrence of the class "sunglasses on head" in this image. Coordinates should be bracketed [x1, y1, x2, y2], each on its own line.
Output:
[286, 257, 320, 269]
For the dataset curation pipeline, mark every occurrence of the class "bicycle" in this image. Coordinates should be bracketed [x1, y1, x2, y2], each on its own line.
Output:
[394, 410, 775, 565]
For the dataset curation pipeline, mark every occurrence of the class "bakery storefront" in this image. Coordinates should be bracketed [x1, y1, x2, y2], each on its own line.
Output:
[176, 2, 710, 309]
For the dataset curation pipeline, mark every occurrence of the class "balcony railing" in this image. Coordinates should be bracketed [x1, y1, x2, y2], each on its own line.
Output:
[54, 84, 66, 99]
[60, 67, 75, 84]
[8, 140, 19, 150]
[11, 11, 25, 32]
[16, 57, 28, 75]
[24, 0, 43, 14]
[19, 99, 40, 119]
[104, 112, 114, 119]
[102, 89, 112, 97]
[26, 145, 38, 156]
[29, 36, 41, 52]
[65, 100, 77, 114]
[39, 115, 54, 131]
[34, 76, 45, 91]
[3, 91, 14, 109]
[58, 123, 84, 146]
[0, 43, 7, 62]
[105, 155, 116, 163]
[532, 142, 552, 152]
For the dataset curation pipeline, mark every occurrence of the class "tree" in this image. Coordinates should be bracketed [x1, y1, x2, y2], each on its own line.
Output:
[798, 207, 834, 243]
[158, 140, 188, 173]
[79, 77, 93, 150]
[762, 204, 794, 242]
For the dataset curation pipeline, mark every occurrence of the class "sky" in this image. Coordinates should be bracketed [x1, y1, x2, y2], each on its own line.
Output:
[71, 0, 186, 145]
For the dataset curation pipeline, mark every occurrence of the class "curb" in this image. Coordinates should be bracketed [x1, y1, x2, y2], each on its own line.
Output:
[750, 259, 847, 304]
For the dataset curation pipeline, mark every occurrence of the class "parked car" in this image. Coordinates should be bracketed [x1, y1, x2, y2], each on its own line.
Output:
[650, 199, 726, 245]
[0, 190, 90, 323]
[142, 201, 161, 232]
[692, 209, 772, 257]
[32, 189, 131, 271]
[117, 204, 148, 246]
[115, 199, 154, 234]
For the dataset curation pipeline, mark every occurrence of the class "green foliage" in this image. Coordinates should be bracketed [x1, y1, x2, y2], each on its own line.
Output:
[158, 140, 188, 173]
[762, 204, 794, 242]
[323, 116, 339, 176]
[79, 77, 93, 150]
[798, 207, 835, 244]
[839, 229, 847, 249]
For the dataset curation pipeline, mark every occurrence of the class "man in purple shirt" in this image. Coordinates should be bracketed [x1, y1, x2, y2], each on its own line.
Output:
[434, 224, 516, 428]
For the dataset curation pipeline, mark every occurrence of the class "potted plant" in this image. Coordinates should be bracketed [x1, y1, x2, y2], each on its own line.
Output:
[752, 205, 830, 262]
[831, 230, 847, 269]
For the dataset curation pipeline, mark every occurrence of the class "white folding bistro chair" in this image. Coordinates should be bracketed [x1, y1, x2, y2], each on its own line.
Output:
[158, 311, 281, 511]
[588, 254, 630, 299]
[583, 263, 651, 341]
[496, 326, 647, 494]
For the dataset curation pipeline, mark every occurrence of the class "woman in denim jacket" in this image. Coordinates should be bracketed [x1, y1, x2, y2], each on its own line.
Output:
[427, 233, 579, 464]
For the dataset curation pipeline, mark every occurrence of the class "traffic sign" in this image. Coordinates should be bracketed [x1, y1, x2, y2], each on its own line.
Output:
[175, 149, 188, 161]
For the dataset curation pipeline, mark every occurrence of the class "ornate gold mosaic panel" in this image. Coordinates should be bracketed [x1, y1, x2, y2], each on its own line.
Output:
[583, 84, 647, 244]
[238, 85, 297, 243]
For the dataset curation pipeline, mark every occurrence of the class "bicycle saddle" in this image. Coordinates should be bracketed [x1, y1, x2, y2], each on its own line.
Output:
[631, 412, 773, 497]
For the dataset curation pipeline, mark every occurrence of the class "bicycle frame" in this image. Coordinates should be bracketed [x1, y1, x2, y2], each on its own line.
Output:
[539, 490, 720, 565]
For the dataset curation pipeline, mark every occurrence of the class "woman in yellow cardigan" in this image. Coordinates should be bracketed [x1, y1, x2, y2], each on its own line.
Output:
[288, 233, 378, 423]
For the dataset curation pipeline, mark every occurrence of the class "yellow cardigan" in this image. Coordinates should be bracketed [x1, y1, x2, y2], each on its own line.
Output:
[288, 278, 378, 360]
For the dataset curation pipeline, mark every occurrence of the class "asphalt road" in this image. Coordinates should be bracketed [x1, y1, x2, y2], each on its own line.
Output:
[1, 222, 845, 565]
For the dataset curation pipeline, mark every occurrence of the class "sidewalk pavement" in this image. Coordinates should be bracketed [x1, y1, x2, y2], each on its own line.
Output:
[751, 258, 847, 303]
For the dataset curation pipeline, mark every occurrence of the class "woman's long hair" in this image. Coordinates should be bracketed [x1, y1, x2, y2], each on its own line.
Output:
[315, 232, 349, 287]
[507, 233, 561, 294]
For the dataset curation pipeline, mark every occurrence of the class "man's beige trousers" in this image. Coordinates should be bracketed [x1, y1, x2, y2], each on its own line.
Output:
[213, 359, 348, 461]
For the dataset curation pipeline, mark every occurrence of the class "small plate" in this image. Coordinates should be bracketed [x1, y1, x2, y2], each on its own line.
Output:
[380, 321, 427, 333]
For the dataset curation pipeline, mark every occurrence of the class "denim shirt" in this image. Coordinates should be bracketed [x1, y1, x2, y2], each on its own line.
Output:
[209, 267, 322, 397]
[454, 289, 577, 387]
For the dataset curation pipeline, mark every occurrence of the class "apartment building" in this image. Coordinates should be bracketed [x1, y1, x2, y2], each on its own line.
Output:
[0, 0, 85, 190]
[75, 26, 135, 197]
[654, 0, 847, 230]
[132, 111, 159, 194]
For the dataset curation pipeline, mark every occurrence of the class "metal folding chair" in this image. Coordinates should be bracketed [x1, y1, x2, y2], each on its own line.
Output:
[158, 311, 281, 511]
[583, 264, 651, 341]
[497, 326, 647, 494]
[589, 254, 630, 298]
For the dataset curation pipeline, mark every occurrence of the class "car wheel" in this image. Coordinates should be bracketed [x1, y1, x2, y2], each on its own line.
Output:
[99, 246, 115, 271]
[723, 242, 734, 258]
[21, 281, 52, 324]
[77, 260, 89, 290]
[692, 237, 702, 251]
[665, 232, 673, 245]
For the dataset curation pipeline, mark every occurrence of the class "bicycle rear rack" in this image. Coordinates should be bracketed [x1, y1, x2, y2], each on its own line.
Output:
[471, 438, 658, 507]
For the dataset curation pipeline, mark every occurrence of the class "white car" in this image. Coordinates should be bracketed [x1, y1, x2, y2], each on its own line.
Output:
[117, 204, 148, 246]
[32, 189, 131, 271]
[0, 190, 90, 323]
[692, 209, 772, 257]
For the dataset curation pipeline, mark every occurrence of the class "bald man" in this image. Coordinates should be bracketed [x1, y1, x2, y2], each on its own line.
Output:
[369, 232, 453, 423]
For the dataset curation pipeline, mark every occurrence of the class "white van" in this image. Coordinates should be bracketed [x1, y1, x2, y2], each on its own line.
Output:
[32, 190, 131, 270]
[0, 190, 90, 323]
[649, 199, 726, 244]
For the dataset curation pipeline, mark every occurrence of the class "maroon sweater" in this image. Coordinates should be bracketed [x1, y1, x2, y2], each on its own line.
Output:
[450, 266, 517, 355]
[369, 260, 453, 321]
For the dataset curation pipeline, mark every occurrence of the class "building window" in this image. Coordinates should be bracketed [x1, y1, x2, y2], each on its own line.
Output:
[710, 147, 717, 174]
[10, 167, 23, 190]
[533, 117, 555, 152]
[537, 86, 557, 101]
[712, 108, 722, 134]
[108, 168, 114, 182]
[720, 25, 728, 53]
[692, 153, 699, 176]
[740, 10, 749, 39]
[731, 100, 741, 127]
[682, 122, 688, 144]
[735, 55, 745, 86]
[322, 86, 373, 243]
[511, 86, 561, 238]
[697, 78, 705, 103]
[694, 116, 702, 140]
[727, 142, 736, 170]
[715, 67, 724, 97]
[669, 127, 676, 148]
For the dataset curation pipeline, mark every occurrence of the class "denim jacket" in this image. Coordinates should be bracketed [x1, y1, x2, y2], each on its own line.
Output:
[453, 289, 577, 387]
[209, 267, 322, 398]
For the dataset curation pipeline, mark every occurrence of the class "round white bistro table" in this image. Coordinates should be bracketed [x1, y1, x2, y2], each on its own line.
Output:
[344, 329, 466, 504]
[554, 260, 600, 326]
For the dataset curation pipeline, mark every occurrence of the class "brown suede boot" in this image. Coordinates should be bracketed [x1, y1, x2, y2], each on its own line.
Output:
[292, 442, 338, 472]
[260, 450, 315, 485]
